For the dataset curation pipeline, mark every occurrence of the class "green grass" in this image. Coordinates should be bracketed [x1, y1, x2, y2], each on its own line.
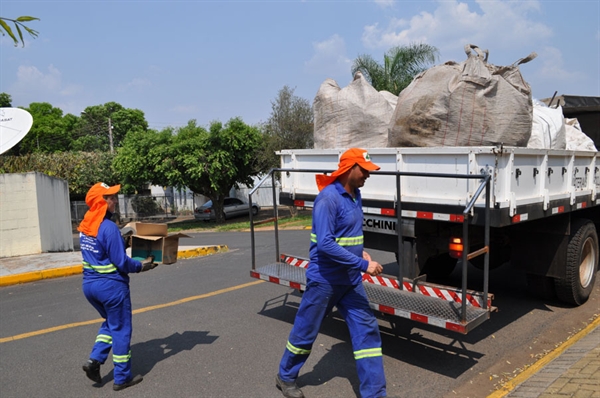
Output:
[166, 213, 312, 233]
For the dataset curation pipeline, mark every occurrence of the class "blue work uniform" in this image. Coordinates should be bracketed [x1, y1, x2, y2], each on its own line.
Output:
[81, 212, 142, 385]
[279, 180, 387, 398]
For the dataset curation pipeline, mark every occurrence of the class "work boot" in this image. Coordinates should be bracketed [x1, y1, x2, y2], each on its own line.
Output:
[113, 374, 143, 391]
[276, 374, 304, 398]
[82, 359, 101, 383]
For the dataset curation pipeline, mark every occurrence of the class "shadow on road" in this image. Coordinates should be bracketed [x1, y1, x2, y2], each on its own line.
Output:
[132, 330, 219, 375]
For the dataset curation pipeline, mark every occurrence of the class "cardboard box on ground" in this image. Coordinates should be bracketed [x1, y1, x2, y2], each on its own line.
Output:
[123, 222, 190, 264]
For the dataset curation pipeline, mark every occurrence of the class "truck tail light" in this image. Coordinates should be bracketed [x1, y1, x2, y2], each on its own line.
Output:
[449, 237, 463, 259]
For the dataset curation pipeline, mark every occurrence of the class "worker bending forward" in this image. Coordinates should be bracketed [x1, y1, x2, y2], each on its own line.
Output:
[276, 148, 387, 398]
[79, 182, 157, 391]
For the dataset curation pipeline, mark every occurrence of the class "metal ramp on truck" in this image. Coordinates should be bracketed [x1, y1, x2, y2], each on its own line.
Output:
[251, 254, 494, 334]
[248, 167, 495, 335]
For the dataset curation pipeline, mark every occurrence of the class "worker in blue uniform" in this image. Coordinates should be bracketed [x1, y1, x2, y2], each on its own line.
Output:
[78, 182, 157, 391]
[276, 148, 387, 398]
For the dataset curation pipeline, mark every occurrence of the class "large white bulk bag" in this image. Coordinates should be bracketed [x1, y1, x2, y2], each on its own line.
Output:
[388, 44, 536, 147]
[313, 71, 397, 149]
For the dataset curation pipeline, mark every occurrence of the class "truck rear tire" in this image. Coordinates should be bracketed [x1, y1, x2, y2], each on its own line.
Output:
[555, 219, 598, 306]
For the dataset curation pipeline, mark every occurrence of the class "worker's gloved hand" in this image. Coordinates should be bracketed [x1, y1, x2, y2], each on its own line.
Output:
[140, 255, 157, 272]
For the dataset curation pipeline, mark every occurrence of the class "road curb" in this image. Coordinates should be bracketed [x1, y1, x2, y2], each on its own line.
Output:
[0, 245, 229, 287]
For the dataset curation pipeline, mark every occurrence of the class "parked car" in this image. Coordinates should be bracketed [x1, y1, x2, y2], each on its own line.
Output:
[194, 197, 260, 221]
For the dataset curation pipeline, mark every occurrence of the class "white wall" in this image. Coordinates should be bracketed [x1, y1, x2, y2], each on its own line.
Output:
[0, 172, 73, 257]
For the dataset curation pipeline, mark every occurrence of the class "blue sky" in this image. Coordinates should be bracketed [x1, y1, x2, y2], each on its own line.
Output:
[1, 0, 599, 131]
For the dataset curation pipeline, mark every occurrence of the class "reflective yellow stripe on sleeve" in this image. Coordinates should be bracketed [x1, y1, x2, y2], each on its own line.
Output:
[310, 234, 363, 246]
[83, 261, 117, 274]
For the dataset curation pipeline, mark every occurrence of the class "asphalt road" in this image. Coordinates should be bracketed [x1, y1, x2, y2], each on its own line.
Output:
[0, 230, 598, 398]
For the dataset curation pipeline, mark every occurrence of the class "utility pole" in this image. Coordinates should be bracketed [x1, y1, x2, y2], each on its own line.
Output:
[108, 117, 114, 154]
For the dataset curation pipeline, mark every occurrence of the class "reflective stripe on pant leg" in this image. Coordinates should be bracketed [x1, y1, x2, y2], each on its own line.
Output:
[100, 282, 133, 385]
[279, 281, 334, 381]
[337, 283, 386, 398]
[84, 282, 113, 364]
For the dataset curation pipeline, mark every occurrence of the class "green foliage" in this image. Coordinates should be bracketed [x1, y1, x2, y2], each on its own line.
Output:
[260, 86, 313, 170]
[17, 103, 71, 154]
[352, 43, 440, 95]
[114, 117, 265, 223]
[0, 151, 118, 196]
[112, 128, 173, 193]
[73, 102, 148, 153]
[0, 92, 12, 107]
[131, 196, 160, 217]
[0, 16, 39, 47]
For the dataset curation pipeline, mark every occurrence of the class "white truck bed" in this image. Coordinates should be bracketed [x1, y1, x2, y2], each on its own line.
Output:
[279, 146, 599, 225]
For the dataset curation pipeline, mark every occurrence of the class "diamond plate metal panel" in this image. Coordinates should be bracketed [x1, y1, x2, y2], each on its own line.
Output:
[364, 283, 487, 323]
[255, 263, 307, 284]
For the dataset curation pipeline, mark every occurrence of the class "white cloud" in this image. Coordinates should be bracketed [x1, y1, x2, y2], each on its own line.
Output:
[372, 0, 394, 8]
[361, 0, 553, 58]
[537, 46, 577, 80]
[118, 77, 152, 92]
[305, 34, 352, 79]
[15, 65, 62, 91]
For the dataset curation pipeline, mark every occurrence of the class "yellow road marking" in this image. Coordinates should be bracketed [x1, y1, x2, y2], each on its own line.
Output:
[0, 280, 264, 344]
[487, 316, 600, 398]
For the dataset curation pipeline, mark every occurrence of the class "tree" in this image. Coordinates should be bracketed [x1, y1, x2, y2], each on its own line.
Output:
[112, 128, 173, 193]
[0, 16, 39, 47]
[18, 102, 72, 154]
[171, 118, 263, 223]
[0, 92, 12, 107]
[73, 102, 149, 153]
[260, 86, 313, 170]
[351, 43, 439, 95]
[113, 117, 264, 223]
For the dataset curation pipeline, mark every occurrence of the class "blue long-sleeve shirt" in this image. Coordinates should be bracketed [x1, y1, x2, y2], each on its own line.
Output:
[81, 212, 142, 284]
[307, 180, 369, 285]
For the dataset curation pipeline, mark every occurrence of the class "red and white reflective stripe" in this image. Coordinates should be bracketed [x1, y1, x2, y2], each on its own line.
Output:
[362, 274, 412, 291]
[363, 208, 464, 222]
[417, 284, 487, 308]
[282, 255, 309, 268]
[551, 206, 565, 215]
[512, 213, 528, 223]
[402, 210, 465, 223]
[369, 303, 466, 334]
[363, 207, 396, 216]
[293, 200, 314, 207]
[250, 271, 305, 290]
[282, 255, 487, 308]
[576, 202, 587, 209]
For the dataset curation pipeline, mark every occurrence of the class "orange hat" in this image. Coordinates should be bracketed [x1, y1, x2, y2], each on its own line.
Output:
[316, 148, 380, 191]
[77, 182, 121, 237]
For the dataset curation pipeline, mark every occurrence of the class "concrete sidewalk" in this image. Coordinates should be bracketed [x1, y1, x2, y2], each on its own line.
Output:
[0, 247, 597, 398]
[0, 245, 228, 287]
[491, 317, 599, 398]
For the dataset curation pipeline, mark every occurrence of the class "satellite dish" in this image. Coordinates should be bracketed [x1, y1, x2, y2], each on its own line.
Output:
[0, 107, 34, 154]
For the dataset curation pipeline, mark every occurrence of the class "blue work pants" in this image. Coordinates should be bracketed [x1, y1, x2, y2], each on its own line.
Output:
[279, 281, 387, 398]
[83, 278, 133, 385]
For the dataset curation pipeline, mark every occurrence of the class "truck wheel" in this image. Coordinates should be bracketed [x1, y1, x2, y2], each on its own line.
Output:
[555, 219, 598, 306]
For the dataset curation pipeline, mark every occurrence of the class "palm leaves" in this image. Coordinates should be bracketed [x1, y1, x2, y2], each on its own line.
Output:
[352, 43, 440, 95]
[0, 16, 39, 47]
